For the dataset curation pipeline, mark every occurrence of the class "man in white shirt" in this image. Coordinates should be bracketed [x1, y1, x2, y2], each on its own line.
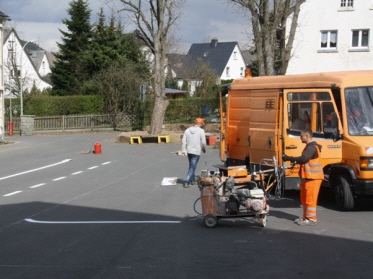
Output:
[181, 118, 207, 188]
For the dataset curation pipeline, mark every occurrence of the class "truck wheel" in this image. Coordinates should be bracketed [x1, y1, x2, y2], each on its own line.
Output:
[203, 214, 218, 228]
[335, 175, 355, 210]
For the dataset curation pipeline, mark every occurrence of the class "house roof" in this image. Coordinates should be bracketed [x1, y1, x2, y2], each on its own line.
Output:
[0, 10, 10, 20]
[186, 38, 239, 76]
[3, 28, 52, 86]
[165, 88, 188, 94]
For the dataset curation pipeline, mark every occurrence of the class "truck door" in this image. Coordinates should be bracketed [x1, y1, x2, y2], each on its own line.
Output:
[248, 90, 281, 164]
[283, 90, 342, 176]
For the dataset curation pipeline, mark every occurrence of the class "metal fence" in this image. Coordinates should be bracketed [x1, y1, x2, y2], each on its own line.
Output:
[6, 113, 142, 132]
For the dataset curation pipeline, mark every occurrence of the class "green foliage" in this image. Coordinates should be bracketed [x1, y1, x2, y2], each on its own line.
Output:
[180, 79, 189, 92]
[164, 97, 222, 124]
[91, 61, 149, 115]
[83, 10, 148, 80]
[165, 78, 179, 89]
[49, 0, 150, 127]
[20, 95, 104, 116]
[5, 96, 223, 129]
[221, 79, 233, 84]
[51, 0, 93, 96]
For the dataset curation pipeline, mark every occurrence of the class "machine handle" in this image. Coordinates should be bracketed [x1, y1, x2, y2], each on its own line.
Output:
[285, 145, 297, 149]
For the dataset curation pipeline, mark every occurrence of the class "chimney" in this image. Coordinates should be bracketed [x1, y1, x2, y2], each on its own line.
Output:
[210, 38, 218, 48]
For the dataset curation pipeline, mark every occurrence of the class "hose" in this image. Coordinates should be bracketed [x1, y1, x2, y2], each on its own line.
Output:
[193, 197, 202, 215]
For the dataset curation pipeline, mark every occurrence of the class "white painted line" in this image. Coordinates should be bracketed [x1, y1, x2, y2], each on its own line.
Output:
[3, 191, 22, 197]
[88, 166, 98, 170]
[101, 161, 111, 165]
[25, 218, 181, 224]
[0, 159, 72, 181]
[30, 183, 46, 189]
[71, 171, 83, 175]
[53, 177, 66, 181]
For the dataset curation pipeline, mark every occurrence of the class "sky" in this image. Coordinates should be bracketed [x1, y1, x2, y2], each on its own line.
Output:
[1, 0, 252, 53]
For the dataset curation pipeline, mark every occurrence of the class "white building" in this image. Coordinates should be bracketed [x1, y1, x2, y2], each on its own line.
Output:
[172, 38, 247, 95]
[287, 0, 373, 74]
[3, 28, 52, 98]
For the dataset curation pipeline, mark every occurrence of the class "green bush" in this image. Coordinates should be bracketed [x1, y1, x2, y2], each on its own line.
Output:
[21, 95, 105, 116]
[5, 95, 224, 125]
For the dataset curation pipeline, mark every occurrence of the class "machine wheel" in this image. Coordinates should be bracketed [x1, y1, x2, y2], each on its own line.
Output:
[203, 214, 218, 228]
[258, 215, 267, 227]
[335, 175, 355, 211]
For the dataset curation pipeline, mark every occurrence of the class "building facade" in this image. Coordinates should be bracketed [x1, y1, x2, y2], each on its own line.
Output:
[287, 0, 373, 74]
[3, 28, 52, 98]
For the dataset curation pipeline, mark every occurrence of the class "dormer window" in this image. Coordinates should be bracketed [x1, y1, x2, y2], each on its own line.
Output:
[203, 51, 209, 57]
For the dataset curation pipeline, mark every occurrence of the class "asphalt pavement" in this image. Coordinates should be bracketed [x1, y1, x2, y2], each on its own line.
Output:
[0, 133, 373, 279]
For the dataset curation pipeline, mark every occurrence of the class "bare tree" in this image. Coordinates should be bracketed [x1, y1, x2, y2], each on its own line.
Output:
[191, 59, 219, 98]
[230, 0, 305, 76]
[93, 62, 147, 130]
[116, 0, 185, 134]
[4, 47, 32, 98]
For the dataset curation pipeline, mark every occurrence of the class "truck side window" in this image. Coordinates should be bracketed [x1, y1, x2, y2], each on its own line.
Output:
[322, 102, 337, 134]
[288, 102, 321, 133]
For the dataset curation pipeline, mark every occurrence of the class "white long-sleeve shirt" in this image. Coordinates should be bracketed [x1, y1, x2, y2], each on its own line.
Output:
[181, 126, 206, 155]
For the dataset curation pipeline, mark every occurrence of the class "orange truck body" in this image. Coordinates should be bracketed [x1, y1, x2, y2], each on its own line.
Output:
[220, 70, 373, 209]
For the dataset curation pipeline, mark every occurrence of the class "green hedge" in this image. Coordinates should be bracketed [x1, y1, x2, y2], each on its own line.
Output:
[164, 97, 222, 123]
[5, 95, 105, 117]
[5, 95, 225, 124]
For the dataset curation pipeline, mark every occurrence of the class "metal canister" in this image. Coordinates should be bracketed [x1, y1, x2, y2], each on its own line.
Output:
[200, 177, 218, 215]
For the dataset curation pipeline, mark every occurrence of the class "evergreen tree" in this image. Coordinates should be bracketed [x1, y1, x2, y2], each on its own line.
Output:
[50, 0, 93, 96]
[80, 10, 149, 96]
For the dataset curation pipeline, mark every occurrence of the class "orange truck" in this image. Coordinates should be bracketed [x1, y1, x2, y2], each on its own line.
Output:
[219, 70, 373, 210]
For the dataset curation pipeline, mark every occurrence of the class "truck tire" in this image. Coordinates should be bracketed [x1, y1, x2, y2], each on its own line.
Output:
[335, 175, 355, 210]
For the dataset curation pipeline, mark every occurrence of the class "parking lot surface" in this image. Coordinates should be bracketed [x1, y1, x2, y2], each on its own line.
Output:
[1, 133, 373, 279]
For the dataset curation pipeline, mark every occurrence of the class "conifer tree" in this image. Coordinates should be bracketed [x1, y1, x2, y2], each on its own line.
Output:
[50, 0, 93, 96]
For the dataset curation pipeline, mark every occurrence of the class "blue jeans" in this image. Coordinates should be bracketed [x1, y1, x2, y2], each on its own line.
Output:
[185, 154, 200, 184]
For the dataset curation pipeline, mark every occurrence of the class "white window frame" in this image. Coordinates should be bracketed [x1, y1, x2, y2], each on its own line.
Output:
[351, 29, 370, 49]
[226, 67, 230, 77]
[320, 30, 338, 50]
[341, 0, 353, 7]
[240, 67, 244, 77]
[339, 0, 354, 11]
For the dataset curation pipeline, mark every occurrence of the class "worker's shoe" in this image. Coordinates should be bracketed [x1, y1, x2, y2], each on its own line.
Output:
[297, 218, 317, 226]
[294, 217, 304, 223]
[183, 183, 190, 188]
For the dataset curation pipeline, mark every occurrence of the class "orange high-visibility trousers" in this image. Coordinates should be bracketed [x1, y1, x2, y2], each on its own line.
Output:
[300, 179, 322, 222]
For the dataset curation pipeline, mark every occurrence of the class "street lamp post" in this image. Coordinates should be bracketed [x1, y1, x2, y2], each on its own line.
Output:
[20, 40, 35, 116]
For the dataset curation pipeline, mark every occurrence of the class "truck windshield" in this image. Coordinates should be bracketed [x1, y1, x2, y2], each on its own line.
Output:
[345, 87, 373, 135]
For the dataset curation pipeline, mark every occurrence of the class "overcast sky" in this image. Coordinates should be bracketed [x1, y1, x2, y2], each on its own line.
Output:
[1, 0, 252, 53]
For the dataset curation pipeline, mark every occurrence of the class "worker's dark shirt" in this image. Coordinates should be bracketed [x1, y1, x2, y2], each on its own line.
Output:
[287, 141, 322, 164]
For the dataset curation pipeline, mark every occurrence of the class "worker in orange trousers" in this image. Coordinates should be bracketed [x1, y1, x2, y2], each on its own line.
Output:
[283, 129, 324, 226]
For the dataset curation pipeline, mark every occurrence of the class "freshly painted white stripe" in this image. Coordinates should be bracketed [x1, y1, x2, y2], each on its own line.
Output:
[0, 159, 72, 181]
[3, 191, 22, 197]
[25, 218, 181, 224]
[101, 161, 111, 165]
[88, 166, 98, 170]
[53, 177, 66, 181]
[30, 183, 46, 189]
[71, 171, 83, 175]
